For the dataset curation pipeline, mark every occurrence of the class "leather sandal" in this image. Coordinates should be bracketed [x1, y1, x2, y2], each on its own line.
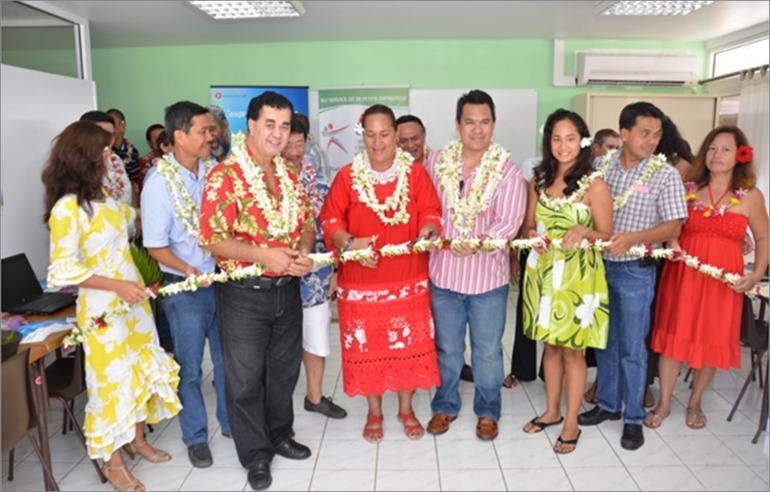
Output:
[363, 414, 384, 443]
[686, 408, 707, 429]
[426, 413, 456, 435]
[101, 463, 146, 492]
[502, 374, 520, 389]
[123, 441, 172, 463]
[476, 417, 499, 440]
[584, 382, 598, 404]
[397, 412, 425, 440]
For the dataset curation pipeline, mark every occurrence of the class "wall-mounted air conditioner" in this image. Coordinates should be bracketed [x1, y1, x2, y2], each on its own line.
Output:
[575, 51, 699, 87]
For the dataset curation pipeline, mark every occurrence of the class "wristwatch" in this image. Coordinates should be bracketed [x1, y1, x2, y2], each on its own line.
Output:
[343, 236, 355, 252]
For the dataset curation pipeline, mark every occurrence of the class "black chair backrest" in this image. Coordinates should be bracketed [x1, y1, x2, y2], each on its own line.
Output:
[2, 348, 33, 450]
[46, 344, 86, 400]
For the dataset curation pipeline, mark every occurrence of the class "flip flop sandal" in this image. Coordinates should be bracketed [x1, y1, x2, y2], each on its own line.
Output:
[554, 429, 582, 454]
[502, 374, 520, 389]
[523, 416, 565, 433]
[686, 409, 707, 429]
[643, 410, 668, 429]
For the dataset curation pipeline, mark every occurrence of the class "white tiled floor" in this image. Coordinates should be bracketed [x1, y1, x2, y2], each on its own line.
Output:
[3, 291, 769, 491]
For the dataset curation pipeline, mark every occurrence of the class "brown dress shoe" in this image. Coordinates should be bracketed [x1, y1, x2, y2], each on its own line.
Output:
[476, 417, 499, 440]
[427, 413, 456, 435]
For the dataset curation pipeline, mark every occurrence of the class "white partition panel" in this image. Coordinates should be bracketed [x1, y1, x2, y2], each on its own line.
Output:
[1, 64, 96, 279]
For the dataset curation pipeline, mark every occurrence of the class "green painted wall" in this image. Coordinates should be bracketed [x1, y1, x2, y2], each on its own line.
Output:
[91, 38, 706, 155]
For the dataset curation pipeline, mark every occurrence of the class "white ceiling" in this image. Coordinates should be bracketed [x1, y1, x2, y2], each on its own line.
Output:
[18, 0, 770, 48]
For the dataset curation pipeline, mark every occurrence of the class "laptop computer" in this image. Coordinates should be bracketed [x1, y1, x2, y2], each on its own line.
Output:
[1, 253, 76, 315]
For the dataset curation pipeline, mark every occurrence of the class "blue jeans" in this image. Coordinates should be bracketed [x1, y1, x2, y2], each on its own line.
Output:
[595, 260, 657, 424]
[430, 282, 509, 420]
[161, 284, 230, 446]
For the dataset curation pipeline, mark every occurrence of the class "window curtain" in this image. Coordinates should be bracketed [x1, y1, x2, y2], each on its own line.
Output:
[737, 69, 769, 213]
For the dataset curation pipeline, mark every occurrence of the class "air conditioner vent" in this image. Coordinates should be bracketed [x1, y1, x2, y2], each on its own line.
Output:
[576, 51, 698, 87]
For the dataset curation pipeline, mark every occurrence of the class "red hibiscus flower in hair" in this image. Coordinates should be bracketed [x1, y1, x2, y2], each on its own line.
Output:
[736, 145, 753, 164]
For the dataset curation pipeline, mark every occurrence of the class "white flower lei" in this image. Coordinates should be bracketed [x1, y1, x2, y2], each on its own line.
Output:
[156, 154, 214, 242]
[538, 170, 603, 210]
[435, 139, 508, 237]
[598, 152, 667, 210]
[231, 132, 303, 242]
[350, 147, 413, 225]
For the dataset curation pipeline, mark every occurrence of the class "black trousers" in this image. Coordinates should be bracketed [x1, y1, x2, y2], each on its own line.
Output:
[509, 249, 544, 381]
[215, 279, 303, 468]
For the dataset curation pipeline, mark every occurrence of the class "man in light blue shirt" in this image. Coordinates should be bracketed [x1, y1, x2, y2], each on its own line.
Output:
[141, 101, 230, 468]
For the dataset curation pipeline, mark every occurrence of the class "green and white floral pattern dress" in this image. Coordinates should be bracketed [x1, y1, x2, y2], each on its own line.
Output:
[522, 196, 609, 350]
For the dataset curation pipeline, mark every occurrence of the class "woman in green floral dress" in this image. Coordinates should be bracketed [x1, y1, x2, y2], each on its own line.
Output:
[520, 109, 612, 454]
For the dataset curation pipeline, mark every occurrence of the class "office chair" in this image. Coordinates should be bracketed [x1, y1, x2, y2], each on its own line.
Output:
[2, 348, 58, 489]
[726, 295, 769, 444]
[45, 345, 107, 483]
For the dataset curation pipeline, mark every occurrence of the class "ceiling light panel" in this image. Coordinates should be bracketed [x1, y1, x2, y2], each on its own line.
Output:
[190, 1, 305, 19]
[595, 1, 713, 16]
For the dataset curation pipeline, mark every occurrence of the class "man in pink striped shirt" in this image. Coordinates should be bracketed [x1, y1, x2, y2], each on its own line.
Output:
[424, 90, 527, 440]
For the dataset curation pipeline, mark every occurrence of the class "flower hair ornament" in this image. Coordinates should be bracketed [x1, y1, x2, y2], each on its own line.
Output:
[354, 112, 365, 137]
[580, 137, 592, 149]
[736, 145, 753, 165]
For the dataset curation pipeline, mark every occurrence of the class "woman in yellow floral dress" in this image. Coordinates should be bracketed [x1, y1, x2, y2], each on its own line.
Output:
[42, 121, 181, 492]
[520, 110, 612, 454]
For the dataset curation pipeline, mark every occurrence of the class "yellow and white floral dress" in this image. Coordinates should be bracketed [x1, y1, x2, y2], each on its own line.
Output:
[47, 195, 181, 460]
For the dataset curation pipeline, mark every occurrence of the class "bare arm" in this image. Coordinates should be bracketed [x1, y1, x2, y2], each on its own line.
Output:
[202, 238, 297, 274]
[562, 178, 613, 249]
[733, 189, 769, 292]
[519, 179, 539, 239]
[608, 219, 682, 257]
[146, 247, 202, 278]
[330, 229, 378, 268]
[78, 275, 151, 305]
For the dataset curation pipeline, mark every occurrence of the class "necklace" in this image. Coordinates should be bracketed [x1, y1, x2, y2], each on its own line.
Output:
[686, 181, 746, 218]
[537, 170, 602, 210]
[103, 153, 128, 202]
[599, 152, 666, 210]
[435, 139, 508, 237]
[157, 155, 214, 242]
[350, 147, 413, 226]
[301, 161, 323, 217]
[708, 183, 732, 209]
[231, 132, 303, 242]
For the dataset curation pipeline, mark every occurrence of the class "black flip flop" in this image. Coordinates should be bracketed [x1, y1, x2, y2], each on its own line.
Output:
[554, 429, 582, 454]
[524, 416, 564, 433]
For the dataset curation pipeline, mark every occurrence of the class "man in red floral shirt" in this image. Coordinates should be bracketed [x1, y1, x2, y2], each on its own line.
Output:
[199, 91, 315, 491]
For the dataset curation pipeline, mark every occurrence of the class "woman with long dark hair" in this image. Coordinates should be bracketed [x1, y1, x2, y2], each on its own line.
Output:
[43, 121, 181, 491]
[646, 126, 768, 430]
[520, 109, 613, 453]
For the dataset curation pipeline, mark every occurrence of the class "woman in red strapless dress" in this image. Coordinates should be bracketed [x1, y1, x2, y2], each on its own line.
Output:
[646, 126, 768, 431]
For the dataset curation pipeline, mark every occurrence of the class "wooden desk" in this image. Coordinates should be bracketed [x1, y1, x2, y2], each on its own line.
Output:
[18, 305, 76, 362]
[11, 305, 75, 492]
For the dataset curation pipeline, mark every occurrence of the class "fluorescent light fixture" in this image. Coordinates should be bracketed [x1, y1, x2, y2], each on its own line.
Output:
[190, 1, 305, 19]
[595, 1, 713, 16]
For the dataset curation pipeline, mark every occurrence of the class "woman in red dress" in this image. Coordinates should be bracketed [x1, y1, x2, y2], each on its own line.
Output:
[320, 104, 442, 442]
[646, 126, 768, 430]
